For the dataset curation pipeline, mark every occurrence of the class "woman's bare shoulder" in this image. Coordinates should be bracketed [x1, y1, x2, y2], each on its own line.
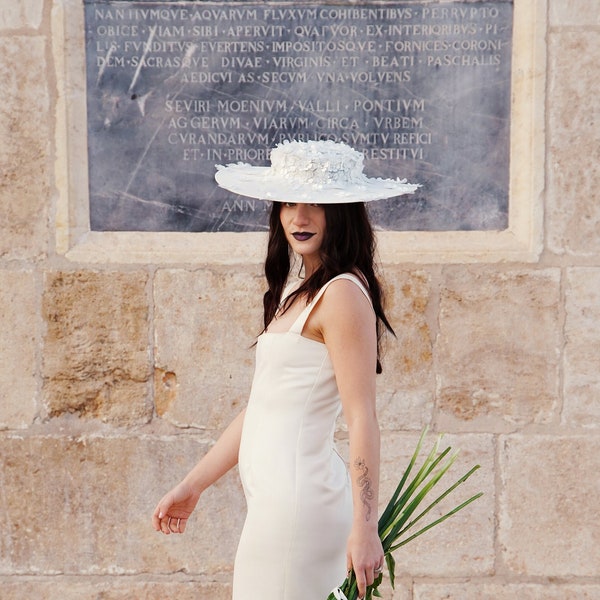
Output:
[319, 277, 374, 322]
[325, 276, 371, 305]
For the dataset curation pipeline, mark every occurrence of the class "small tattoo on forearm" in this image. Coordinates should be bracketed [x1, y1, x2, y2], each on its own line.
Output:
[354, 457, 374, 521]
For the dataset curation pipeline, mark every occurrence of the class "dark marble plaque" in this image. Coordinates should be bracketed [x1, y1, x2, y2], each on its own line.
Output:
[85, 1, 513, 232]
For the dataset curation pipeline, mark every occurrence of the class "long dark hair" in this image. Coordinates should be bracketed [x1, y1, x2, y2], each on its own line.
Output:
[263, 202, 395, 373]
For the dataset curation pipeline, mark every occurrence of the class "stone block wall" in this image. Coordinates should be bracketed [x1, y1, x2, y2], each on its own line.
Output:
[1, 1, 599, 598]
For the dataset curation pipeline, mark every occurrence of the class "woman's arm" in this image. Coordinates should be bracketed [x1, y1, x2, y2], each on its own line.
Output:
[315, 280, 384, 599]
[152, 407, 245, 535]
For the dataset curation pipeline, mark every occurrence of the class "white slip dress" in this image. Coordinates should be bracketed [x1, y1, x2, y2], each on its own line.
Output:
[232, 273, 372, 600]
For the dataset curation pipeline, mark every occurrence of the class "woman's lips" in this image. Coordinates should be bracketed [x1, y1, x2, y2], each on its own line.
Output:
[292, 232, 315, 241]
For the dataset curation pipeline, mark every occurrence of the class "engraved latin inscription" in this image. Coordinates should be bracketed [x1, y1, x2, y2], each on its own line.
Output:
[85, 2, 513, 232]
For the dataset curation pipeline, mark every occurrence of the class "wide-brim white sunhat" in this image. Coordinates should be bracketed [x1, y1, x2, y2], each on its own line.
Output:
[215, 140, 420, 204]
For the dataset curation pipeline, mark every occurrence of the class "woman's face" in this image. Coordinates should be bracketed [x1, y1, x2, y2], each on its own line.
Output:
[279, 203, 326, 274]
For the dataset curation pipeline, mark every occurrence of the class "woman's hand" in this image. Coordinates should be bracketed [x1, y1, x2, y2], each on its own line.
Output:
[152, 409, 247, 535]
[346, 525, 384, 599]
[152, 480, 201, 535]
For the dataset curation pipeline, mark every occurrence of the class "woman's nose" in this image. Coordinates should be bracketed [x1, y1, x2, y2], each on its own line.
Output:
[292, 204, 310, 225]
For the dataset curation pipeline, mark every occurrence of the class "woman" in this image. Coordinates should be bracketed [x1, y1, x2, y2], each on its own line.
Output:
[152, 140, 418, 599]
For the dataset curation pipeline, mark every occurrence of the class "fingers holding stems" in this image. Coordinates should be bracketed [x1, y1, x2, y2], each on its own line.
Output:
[348, 559, 385, 599]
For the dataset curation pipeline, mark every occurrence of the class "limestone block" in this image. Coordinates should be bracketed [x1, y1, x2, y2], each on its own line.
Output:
[499, 434, 600, 577]
[378, 432, 494, 578]
[377, 270, 434, 430]
[0, 270, 37, 429]
[0, 37, 49, 260]
[547, 31, 600, 256]
[375, 389, 433, 433]
[436, 268, 561, 431]
[371, 578, 411, 600]
[0, 578, 231, 600]
[550, 0, 600, 26]
[415, 583, 600, 600]
[564, 268, 600, 427]
[0, 433, 245, 575]
[0, 1, 43, 29]
[153, 268, 263, 429]
[42, 271, 152, 425]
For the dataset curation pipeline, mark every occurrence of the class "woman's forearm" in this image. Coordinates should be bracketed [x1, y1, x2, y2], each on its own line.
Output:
[347, 413, 380, 529]
[345, 410, 384, 598]
[183, 408, 246, 494]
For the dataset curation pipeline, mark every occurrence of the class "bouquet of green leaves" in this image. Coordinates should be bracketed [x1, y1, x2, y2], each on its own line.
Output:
[328, 428, 483, 600]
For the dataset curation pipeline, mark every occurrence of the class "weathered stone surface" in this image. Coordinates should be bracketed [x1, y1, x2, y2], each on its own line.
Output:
[0, 433, 245, 575]
[436, 268, 561, 431]
[377, 270, 434, 430]
[0, 1, 43, 29]
[547, 31, 600, 256]
[415, 583, 600, 600]
[42, 271, 152, 425]
[550, 0, 600, 26]
[499, 434, 600, 577]
[0, 578, 231, 600]
[373, 578, 411, 600]
[153, 268, 263, 429]
[376, 388, 433, 433]
[564, 268, 600, 428]
[0, 36, 49, 260]
[378, 433, 494, 577]
[0, 270, 37, 429]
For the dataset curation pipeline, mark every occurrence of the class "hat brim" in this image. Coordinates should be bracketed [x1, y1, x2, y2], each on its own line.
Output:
[215, 163, 420, 204]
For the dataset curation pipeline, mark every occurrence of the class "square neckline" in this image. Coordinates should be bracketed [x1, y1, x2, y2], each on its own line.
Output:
[263, 273, 371, 342]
